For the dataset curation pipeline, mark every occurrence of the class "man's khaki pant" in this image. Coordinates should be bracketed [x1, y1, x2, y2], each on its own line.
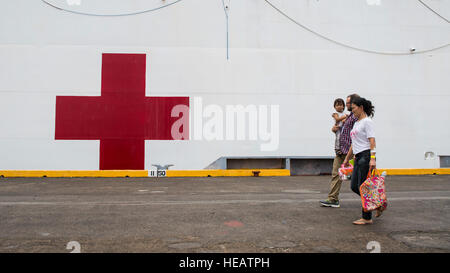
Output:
[328, 153, 346, 202]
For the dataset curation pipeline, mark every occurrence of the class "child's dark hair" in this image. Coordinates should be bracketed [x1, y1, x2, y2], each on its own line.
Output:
[352, 97, 375, 117]
[334, 98, 345, 107]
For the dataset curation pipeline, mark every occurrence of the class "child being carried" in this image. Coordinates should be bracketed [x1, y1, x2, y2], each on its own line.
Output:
[332, 98, 348, 155]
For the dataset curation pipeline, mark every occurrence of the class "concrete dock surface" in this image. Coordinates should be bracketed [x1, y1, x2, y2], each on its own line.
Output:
[0, 175, 449, 253]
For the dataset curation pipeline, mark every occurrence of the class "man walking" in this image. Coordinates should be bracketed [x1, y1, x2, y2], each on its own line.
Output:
[320, 94, 360, 208]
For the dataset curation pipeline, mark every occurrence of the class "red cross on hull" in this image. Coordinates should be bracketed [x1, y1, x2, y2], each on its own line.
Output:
[55, 53, 189, 170]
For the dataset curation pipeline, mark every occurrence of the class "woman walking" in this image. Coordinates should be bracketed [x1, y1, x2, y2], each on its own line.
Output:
[343, 97, 379, 225]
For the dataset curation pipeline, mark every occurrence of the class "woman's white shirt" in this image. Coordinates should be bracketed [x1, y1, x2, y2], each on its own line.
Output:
[350, 117, 375, 155]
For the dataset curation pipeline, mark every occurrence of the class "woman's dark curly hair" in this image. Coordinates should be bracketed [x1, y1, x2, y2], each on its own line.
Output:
[352, 97, 375, 117]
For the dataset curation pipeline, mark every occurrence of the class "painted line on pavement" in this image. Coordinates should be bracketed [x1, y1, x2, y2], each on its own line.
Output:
[0, 196, 448, 206]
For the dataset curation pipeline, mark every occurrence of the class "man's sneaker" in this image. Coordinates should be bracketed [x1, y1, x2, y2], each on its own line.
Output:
[319, 199, 340, 208]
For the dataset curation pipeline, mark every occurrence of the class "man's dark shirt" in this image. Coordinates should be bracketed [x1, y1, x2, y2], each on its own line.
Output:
[338, 112, 357, 155]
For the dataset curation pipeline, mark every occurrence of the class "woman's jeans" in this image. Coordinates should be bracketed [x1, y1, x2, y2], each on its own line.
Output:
[350, 149, 372, 220]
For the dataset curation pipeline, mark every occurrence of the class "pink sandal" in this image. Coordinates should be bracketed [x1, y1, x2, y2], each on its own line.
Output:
[352, 218, 373, 225]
